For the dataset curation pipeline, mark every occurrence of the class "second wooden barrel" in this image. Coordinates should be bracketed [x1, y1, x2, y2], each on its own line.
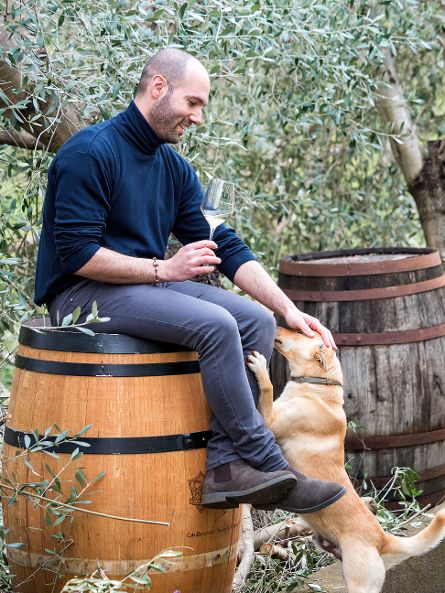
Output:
[2, 320, 240, 593]
[272, 247, 445, 506]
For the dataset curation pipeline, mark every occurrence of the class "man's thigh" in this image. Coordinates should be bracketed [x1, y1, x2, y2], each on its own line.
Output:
[49, 280, 239, 349]
[161, 280, 275, 338]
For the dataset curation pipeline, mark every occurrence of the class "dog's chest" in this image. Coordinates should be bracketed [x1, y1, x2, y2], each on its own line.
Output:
[281, 431, 340, 456]
[276, 391, 346, 434]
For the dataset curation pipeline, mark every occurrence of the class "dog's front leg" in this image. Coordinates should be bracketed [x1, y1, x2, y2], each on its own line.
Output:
[246, 352, 276, 428]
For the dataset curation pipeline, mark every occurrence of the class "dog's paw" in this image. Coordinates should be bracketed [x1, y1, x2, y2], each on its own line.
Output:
[246, 351, 267, 375]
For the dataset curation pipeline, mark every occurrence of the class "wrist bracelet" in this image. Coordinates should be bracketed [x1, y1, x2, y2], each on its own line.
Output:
[152, 257, 160, 284]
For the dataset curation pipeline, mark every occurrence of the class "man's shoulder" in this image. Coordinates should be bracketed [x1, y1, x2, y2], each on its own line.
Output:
[159, 144, 194, 174]
[55, 119, 118, 165]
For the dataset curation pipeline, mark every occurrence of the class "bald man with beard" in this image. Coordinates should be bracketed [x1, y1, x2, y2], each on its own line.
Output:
[35, 48, 345, 513]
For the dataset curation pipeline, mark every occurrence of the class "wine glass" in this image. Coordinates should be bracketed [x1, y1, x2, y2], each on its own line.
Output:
[201, 178, 235, 241]
[201, 177, 235, 241]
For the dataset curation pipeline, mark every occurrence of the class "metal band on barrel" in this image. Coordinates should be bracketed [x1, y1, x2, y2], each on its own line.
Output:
[345, 427, 445, 450]
[14, 354, 200, 377]
[283, 274, 445, 302]
[351, 464, 445, 498]
[3, 426, 212, 454]
[18, 324, 191, 354]
[333, 322, 445, 346]
[350, 465, 445, 508]
[350, 464, 445, 487]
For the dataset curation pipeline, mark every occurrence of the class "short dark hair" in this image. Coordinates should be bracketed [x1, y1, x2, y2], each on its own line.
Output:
[136, 48, 194, 96]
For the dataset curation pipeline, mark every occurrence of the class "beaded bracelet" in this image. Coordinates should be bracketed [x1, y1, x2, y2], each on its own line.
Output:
[152, 257, 160, 284]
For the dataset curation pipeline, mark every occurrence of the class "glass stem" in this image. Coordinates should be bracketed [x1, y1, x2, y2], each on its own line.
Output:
[209, 227, 215, 241]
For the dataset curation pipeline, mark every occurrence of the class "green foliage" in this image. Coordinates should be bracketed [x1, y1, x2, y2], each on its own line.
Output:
[0, 146, 48, 339]
[60, 550, 184, 592]
[239, 539, 331, 593]
[0, 420, 107, 593]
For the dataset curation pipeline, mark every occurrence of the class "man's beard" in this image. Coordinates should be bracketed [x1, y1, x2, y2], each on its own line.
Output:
[148, 93, 183, 143]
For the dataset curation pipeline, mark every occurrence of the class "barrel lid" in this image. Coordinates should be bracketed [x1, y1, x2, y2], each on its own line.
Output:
[19, 319, 191, 354]
[279, 247, 442, 277]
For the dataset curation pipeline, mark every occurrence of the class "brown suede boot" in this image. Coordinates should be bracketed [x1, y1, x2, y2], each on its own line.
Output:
[201, 460, 297, 509]
[254, 467, 346, 513]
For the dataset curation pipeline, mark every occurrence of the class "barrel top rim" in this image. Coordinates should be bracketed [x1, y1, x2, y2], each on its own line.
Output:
[18, 319, 191, 353]
[279, 247, 442, 277]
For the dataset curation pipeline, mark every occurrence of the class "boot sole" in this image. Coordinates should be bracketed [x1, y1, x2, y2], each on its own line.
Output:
[254, 486, 347, 514]
[201, 474, 297, 509]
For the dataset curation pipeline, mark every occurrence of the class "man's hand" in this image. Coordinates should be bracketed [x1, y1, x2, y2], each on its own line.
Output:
[284, 307, 337, 350]
[232, 260, 337, 350]
[158, 240, 221, 282]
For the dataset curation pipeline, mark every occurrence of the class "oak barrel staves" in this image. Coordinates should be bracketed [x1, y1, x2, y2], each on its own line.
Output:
[2, 321, 240, 593]
[272, 247, 445, 506]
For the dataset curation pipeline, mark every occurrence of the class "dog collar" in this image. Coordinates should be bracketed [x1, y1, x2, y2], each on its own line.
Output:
[290, 376, 342, 387]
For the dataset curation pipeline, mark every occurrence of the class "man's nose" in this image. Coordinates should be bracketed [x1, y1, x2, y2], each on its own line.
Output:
[190, 108, 203, 126]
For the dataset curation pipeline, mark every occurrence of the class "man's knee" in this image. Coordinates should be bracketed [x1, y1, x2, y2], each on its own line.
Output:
[213, 308, 240, 337]
[261, 308, 277, 337]
[195, 307, 240, 348]
[248, 304, 276, 339]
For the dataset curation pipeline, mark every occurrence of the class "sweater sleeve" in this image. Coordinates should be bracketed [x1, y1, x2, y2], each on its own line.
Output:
[172, 159, 256, 282]
[52, 149, 112, 274]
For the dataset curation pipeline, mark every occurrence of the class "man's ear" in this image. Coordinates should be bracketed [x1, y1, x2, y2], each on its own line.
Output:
[150, 74, 168, 99]
[313, 344, 327, 371]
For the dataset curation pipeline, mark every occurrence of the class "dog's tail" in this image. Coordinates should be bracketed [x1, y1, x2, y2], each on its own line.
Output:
[381, 509, 445, 558]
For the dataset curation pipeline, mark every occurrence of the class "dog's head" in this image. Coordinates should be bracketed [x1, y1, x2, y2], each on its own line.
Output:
[274, 327, 342, 384]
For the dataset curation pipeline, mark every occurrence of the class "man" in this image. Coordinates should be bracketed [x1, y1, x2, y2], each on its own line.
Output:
[35, 48, 345, 513]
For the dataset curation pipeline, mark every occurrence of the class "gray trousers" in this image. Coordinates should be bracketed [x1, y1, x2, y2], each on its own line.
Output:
[49, 279, 287, 471]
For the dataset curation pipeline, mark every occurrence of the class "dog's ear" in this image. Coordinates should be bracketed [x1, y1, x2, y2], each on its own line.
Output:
[313, 344, 327, 371]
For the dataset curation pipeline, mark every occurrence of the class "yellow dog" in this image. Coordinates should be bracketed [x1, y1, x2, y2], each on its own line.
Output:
[247, 327, 445, 593]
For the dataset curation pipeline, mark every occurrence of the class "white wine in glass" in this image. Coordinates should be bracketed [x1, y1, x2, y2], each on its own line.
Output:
[201, 178, 235, 241]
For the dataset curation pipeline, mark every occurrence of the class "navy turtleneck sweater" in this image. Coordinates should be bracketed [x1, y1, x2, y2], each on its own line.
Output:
[34, 101, 256, 306]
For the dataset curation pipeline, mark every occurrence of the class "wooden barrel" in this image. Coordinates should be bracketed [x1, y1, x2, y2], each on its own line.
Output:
[2, 320, 240, 593]
[272, 247, 445, 507]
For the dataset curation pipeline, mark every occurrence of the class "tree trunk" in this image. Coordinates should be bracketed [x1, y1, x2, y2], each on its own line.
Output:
[0, 26, 82, 152]
[376, 55, 445, 260]
[408, 140, 445, 260]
